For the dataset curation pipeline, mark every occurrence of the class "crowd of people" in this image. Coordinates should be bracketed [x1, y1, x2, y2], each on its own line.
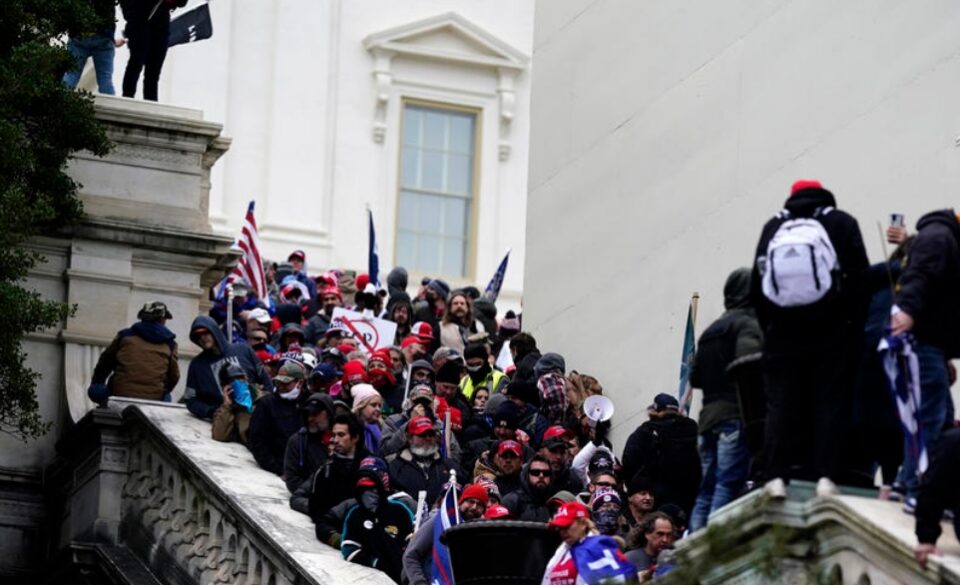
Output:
[88, 178, 960, 582]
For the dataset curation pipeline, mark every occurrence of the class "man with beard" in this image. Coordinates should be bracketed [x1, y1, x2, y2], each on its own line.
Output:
[540, 426, 585, 494]
[473, 439, 525, 497]
[286, 393, 335, 509]
[340, 460, 415, 582]
[458, 343, 508, 401]
[439, 291, 485, 353]
[461, 400, 525, 472]
[248, 360, 308, 477]
[307, 414, 370, 519]
[304, 286, 343, 345]
[412, 279, 448, 353]
[502, 455, 554, 522]
[388, 416, 463, 503]
[402, 483, 488, 585]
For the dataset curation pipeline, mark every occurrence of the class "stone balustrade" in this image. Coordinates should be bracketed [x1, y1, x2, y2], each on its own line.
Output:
[48, 398, 395, 585]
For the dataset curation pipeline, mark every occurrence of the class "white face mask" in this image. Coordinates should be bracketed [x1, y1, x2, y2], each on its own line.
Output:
[279, 385, 302, 401]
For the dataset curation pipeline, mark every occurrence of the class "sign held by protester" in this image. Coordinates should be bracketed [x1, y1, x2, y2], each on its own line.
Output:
[330, 307, 396, 353]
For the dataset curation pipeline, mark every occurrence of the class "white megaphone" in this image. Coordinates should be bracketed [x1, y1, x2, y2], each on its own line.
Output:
[583, 395, 615, 425]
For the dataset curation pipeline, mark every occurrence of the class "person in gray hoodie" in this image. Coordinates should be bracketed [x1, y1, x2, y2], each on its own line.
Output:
[183, 315, 273, 420]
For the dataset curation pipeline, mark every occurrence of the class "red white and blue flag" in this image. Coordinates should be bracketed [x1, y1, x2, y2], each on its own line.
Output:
[878, 333, 928, 474]
[430, 481, 460, 585]
[218, 201, 268, 304]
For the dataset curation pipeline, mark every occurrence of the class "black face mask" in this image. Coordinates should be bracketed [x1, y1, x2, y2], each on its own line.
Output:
[252, 342, 267, 351]
[360, 489, 380, 514]
[413, 351, 430, 363]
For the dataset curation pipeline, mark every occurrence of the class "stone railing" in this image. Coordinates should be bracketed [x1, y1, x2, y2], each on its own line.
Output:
[663, 486, 960, 585]
[48, 399, 394, 585]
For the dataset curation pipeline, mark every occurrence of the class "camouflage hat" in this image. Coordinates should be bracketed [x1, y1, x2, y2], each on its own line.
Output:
[137, 301, 173, 321]
[273, 360, 306, 384]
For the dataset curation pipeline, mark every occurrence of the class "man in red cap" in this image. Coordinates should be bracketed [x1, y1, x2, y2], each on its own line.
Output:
[402, 482, 488, 585]
[751, 179, 869, 496]
[287, 249, 318, 300]
[540, 425, 585, 494]
[304, 285, 343, 345]
[387, 416, 463, 503]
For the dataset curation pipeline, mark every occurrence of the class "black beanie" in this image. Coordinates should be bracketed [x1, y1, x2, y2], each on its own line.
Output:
[505, 380, 539, 406]
[464, 343, 488, 361]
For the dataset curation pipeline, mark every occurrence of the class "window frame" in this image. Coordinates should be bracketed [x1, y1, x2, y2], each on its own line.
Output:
[394, 97, 483, 280]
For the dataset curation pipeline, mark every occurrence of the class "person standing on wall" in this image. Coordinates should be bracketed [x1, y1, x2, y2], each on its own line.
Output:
[119, 0, 187, 101]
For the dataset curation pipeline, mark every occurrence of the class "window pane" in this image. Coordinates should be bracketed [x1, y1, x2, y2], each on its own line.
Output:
[423, 111, 446, 150]
[419, 234, 442, 274]
[421, 151, 444, 191]
[449, 115, 474, 154]
[396, 231, 417, 269]
[447, 153, 471, 195]
[400, 147, 419, 189]
[398, 191, 418, 231]
[442, 197, 467, 236]
[419, 194, 442, 234]
[442, 237, 466, 276]
[403, 108, 422, 146]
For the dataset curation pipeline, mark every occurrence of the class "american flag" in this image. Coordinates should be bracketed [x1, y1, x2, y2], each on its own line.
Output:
[228, 201, 267, 300]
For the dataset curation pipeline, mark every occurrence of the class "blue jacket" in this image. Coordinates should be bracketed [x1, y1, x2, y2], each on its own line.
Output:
[183, 315, 273, 419]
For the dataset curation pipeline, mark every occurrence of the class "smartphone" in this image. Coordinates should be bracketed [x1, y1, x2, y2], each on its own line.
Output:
[890, 213, 905, 227]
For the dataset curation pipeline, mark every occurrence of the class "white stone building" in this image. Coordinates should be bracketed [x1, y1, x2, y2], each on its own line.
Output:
[100, 0, 535, 307]
[524, 0, 960, 444]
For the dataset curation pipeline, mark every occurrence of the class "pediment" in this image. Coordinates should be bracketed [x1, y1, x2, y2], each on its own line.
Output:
[363, 12, 528, 70]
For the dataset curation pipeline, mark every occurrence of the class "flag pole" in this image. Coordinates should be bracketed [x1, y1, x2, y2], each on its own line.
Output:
[690, 291, 699, 328]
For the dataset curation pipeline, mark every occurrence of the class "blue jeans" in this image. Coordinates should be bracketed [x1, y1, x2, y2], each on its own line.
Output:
[63, 35, 116, 95]
[690, 418, 750, 531]
[898, 342, 955, 499]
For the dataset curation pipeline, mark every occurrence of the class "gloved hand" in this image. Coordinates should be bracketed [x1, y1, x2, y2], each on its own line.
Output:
[593, 420, 611, 446]
[87, 383, 111, 406]
[327, 532, 342, 549]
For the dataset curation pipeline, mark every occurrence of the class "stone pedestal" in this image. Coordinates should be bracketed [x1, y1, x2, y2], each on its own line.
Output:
[0, 96, 236, 581]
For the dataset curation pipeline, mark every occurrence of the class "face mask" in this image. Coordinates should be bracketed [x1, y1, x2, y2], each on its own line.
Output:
[278, 385, 302, 401]
[360, 489, 380, 513]
[466, 364, 482, 373]
[594, 509, 621, 535]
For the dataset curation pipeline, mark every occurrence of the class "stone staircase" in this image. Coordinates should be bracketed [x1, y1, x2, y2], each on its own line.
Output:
[47, 398, 394, 585]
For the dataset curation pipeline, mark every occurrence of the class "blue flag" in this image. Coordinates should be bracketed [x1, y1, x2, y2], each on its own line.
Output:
[878, 333, 928, 474]
[430, 482, 459, 585]
[677, 301, 697, 414]
[571, 535, 638, 584]
[368, 208, 380, 289]
[483, 250, 510, 303]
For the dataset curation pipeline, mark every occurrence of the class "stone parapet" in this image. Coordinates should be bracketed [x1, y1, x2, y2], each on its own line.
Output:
[48, 399, 394, 585]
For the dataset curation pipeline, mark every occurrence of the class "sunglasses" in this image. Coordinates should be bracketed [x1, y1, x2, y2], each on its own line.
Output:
[529, 468, 551, 477]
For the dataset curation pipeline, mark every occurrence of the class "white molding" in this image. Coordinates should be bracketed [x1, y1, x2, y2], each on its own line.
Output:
[363, 12, 528, 151]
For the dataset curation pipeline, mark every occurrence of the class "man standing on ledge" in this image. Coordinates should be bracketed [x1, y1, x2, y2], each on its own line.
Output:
[751, 179, 868, 496]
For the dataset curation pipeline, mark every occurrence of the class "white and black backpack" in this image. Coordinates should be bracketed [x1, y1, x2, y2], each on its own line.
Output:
[759, 207, 839, 307]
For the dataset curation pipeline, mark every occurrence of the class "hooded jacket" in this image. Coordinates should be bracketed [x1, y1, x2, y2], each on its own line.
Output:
[307, 444, 371, 521]
[895, 210, 960, 356]
[621, 412, 701, 516]
[92, 321, 179, 400]
[387, 447, 463, 504]
[183, 316, 273, 419]
[340, 471, 415, 583]
[750, 187, 870, 351]
[386, 267, 409, 298]
[501, 463, 554, 522]
[690, 268, 763, 433]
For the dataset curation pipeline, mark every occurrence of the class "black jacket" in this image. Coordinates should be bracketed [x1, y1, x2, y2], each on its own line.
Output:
[750, 187, 870, 352]
[340, 479, 415, 583]
[915, 428, 960, 545]
[248, 392, 303, 477]
[501, 464, 553, 522]
[307, 447, 370, 520]
[284, 428, 329, 498]
[690, 268, 762, 433]
[387, 448, 462, 504]
[621, 413, 701, 515]
[895, 210, 960, 356]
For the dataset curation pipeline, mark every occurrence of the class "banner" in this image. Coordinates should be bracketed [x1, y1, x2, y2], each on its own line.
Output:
[168, 2, 213, 47]
[330, 307, 396, 353]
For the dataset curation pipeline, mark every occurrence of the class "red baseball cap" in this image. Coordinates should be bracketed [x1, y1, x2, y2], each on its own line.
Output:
[342, 360, 368, 384]
[548, 501, 590, 528]
[497, 440, 523, 458]
[543, 425, 573, 441]
[411, 322, 433, 343]
[483, 504, 511, 519]
[407, 416, 435, 436]
[401, 335, 424, 350]
[790, 179, 823, 196]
